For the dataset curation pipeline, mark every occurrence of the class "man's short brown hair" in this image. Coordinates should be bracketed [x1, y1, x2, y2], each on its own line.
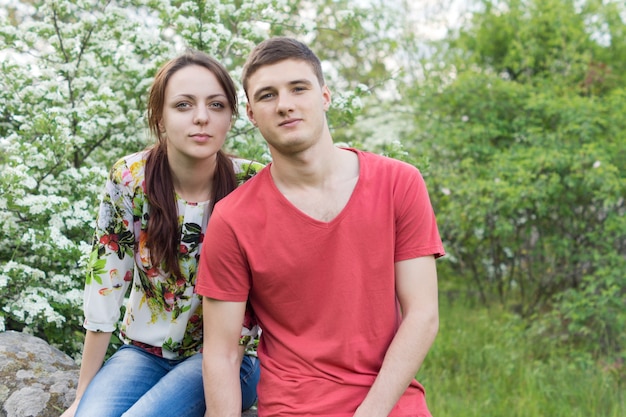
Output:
[242, 37, 325, 99]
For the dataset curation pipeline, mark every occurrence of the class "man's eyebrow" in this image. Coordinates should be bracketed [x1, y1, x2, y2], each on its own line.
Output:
[252, 86, 274, 101]
[288, 79, 313, 86]
[252, 79, 314, 101]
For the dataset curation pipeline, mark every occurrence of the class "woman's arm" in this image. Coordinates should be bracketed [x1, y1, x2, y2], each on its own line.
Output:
[61, 330, 112, 417]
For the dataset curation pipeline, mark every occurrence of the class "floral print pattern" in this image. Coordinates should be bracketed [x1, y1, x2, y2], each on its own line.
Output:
[83, 150, 263, 359]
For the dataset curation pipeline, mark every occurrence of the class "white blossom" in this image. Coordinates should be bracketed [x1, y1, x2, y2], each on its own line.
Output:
[49, 226, 74, 250]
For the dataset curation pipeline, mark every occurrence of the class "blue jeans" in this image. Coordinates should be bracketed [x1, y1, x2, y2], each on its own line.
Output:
[75, 344, 260, 417]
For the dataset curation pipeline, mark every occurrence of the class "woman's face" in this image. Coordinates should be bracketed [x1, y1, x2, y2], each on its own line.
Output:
[160, 64, 232, 166]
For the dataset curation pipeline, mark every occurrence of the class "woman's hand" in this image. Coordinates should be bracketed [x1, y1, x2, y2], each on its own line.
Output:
[60, 398, 79, 417]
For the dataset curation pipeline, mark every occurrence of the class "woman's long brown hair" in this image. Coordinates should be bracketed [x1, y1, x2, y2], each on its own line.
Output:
[143, 51, 238, 280]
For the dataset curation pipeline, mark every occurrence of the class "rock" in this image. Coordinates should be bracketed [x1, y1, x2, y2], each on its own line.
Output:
[0, 331, 79, 417]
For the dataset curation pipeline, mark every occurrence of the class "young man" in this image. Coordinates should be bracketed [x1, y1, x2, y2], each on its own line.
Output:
[196, 37, 445, 417]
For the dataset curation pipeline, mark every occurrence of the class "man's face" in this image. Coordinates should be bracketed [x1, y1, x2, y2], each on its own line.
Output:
[245, 59, 331, 156]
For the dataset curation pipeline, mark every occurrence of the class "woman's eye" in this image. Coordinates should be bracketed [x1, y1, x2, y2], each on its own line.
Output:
[210, 102, 225, 109]
[176, 102, 191, 109]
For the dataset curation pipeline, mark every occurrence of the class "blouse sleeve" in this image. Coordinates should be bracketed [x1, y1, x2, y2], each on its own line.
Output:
[231, 158, 265, 350]
[83, 158, 138, 332]
[240, 302, 260, 353]
[234, 158, 265, 185]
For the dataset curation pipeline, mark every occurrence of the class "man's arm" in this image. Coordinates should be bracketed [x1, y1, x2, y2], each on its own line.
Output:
[202, 296, 247, 417]
[354, 255, 439, 417]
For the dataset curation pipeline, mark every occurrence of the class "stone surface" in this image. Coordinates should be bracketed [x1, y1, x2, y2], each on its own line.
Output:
[242, 408, 258, 416]
[0, 331, 79, 417]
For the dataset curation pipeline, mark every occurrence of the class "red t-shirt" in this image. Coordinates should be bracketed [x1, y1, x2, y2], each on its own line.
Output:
[197, 149, 444, 416]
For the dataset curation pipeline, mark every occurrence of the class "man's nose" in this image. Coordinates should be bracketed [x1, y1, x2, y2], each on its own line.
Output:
[275, 93, 294, 115]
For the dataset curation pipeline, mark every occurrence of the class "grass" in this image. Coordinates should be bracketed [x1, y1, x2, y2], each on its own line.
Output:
[418, 299, 625, 417]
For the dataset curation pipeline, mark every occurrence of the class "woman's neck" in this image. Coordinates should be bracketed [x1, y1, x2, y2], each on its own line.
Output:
[168, 153, 217, 203]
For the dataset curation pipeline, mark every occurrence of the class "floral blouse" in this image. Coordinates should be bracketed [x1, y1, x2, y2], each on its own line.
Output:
[83, 150, 263, 360]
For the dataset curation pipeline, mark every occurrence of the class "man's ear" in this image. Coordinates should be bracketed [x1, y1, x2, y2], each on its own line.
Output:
[246, 103, 258, 127]
[322, 85, 331, 111]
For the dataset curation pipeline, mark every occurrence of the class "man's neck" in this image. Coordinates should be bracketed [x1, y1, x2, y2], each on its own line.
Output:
[269, 141, 344, 189]
[269, 146, 360, 223]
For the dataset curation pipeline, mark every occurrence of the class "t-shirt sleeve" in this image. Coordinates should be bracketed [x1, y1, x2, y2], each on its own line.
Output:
[394, 166, 445, 262]
[196, 205, 251, 302]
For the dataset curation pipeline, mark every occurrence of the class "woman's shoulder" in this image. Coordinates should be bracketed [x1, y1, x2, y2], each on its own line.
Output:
[109, 150, 149, 188]
[230, 157, 266, 185]
[111, 150, 148, 168]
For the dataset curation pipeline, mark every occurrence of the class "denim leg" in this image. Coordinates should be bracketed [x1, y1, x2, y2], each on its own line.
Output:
[75, 345, 168, 417]
[240, 355, 261, 411]
[122, 352, 205, 417]
[76, 346, 259, 417]
[125, 352, 258, 415]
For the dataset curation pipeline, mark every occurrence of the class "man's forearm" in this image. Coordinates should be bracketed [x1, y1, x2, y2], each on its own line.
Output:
[353, 309, 439, 417]
[202, 348, 244, 417]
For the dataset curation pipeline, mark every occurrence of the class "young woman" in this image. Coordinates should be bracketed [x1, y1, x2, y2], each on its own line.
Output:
[62, 51, 262, 417]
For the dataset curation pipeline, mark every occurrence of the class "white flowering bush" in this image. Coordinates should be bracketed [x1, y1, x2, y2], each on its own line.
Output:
[0, 0, 396, 357]
[0, 0, 161, 355]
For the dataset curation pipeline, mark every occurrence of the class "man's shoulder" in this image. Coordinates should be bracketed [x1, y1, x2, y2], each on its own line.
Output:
[349, 148, 421, 177]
